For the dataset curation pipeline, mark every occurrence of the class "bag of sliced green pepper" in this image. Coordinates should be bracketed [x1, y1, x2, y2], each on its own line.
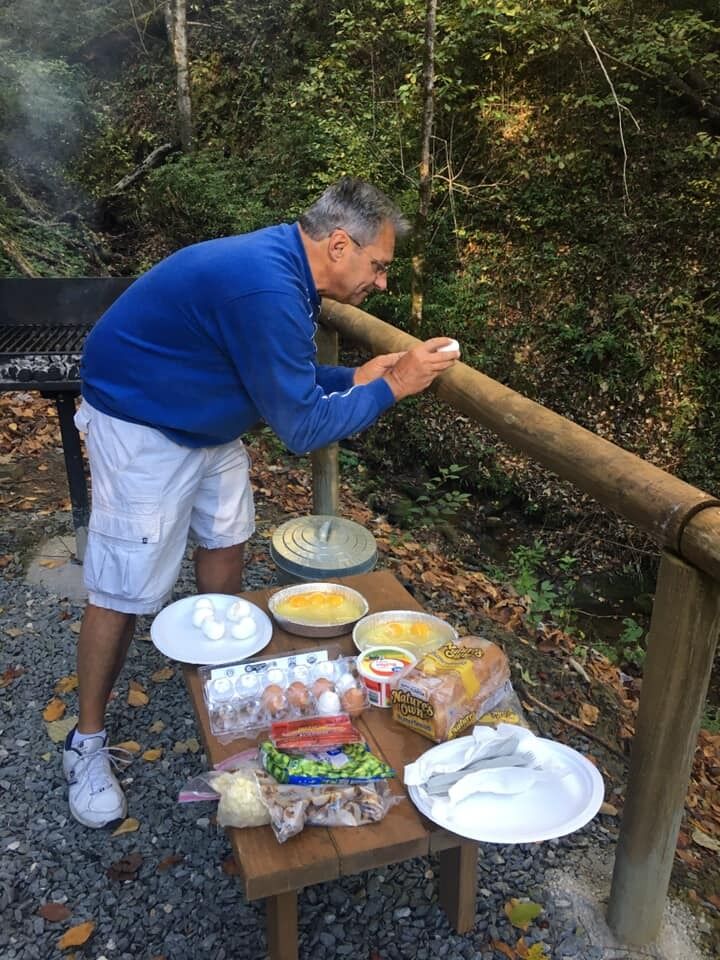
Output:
[261, 741, 394, 785]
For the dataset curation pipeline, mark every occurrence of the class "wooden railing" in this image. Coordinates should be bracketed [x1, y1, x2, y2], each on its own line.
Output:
[315, 300, 720, 947]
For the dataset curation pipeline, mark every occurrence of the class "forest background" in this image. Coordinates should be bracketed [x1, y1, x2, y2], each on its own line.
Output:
[0, 0, 719, 679]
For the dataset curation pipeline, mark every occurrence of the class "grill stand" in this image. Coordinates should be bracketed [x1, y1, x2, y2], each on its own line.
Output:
[41, 391, 89, 563]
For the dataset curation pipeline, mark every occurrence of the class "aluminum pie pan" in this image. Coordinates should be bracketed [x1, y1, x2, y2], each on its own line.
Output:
[352, 609, 458, 655]
[268, 582, 369, 639]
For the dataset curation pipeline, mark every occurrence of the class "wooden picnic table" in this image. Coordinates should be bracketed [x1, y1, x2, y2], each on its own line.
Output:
[182, 570, 479, 960]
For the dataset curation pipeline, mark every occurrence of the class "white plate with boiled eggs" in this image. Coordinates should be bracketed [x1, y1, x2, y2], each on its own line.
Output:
[150, 594, 272, 665]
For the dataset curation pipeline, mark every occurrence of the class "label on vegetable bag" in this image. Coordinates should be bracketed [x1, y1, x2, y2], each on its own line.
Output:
[261, 741, 394, 785]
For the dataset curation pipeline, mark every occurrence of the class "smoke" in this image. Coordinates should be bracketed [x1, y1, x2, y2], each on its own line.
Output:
[0, 32, 94, 214]
[3, 51, 90, 162]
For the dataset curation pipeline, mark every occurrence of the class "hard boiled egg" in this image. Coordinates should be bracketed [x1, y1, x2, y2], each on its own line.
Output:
[230, 616, 256, 641]
[437, 338, 460, 354]
[201, 617, 225, 641]
[226, 599, 251, 622]
[192, 606, 214, 628]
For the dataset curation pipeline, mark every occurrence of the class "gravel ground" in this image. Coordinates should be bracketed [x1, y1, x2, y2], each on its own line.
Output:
[0, 519, 711, 960]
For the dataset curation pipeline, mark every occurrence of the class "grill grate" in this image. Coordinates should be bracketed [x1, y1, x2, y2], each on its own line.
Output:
[0, 322, 92, 356]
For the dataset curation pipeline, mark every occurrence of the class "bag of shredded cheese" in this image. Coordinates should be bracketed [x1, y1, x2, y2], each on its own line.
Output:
[213, 767, 270, 828]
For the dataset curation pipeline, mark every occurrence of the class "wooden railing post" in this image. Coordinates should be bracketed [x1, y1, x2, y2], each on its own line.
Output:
[607, 550, 720, 943]
[311, 322, 339, 516]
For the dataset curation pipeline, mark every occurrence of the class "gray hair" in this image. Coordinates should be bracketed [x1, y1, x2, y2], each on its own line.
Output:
[299, 176, 409, 245]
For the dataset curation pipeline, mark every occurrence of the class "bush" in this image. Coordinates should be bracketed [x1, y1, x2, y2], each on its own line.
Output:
[142, 151, 271, 248]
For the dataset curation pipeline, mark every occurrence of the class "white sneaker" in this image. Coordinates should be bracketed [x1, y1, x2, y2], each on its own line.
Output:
[63, 729, 130, 828]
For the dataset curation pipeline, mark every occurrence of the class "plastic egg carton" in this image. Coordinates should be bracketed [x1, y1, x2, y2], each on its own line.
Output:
[199, 647, 369, 741]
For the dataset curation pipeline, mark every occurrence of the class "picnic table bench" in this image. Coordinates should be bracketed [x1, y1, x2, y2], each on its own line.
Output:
[183, 570, 480, 960]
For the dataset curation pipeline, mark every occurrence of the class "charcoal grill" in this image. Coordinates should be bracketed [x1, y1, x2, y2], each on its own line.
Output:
[0, 278, 135, 561]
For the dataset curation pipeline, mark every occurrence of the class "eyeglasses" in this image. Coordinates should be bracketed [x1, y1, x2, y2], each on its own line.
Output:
[346, 232, 391, 276]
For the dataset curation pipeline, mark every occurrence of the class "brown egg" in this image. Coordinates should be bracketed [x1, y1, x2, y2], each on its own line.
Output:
[340, 686, 366, 717]
[286, 681, 311, 711]
[261, 683, 286, 717]
[312, 677, 334, 699]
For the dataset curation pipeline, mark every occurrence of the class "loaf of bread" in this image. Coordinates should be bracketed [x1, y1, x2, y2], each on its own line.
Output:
[390, 637, 511, 742]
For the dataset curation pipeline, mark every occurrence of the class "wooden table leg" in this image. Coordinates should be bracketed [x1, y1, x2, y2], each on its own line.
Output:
[266, 890, 298, 960]
[439, 841, 478, 933]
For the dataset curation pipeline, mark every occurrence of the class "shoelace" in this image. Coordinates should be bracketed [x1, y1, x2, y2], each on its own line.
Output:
[76, 745, 134, 794]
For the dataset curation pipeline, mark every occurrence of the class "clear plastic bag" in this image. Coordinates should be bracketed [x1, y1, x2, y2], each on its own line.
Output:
[177, 750, 270, 828]
[254, 770, 402, 843]
[214, 768, 270, 828]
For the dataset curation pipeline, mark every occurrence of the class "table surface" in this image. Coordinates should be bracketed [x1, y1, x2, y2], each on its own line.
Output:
[182, 569, 468, 901]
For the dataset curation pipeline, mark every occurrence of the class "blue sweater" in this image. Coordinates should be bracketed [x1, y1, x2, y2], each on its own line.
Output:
[81, 223, 395, 452]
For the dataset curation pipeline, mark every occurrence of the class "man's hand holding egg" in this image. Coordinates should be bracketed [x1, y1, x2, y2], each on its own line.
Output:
[383, 336, 460, 401]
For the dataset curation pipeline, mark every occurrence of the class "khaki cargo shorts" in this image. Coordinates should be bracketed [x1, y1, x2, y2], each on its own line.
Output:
[75, 400, 255, 615]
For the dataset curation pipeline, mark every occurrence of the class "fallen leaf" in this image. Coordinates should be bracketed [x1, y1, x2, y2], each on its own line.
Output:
[222, 856, 241, 876]
[107, 852, 143, 882]
[173, 738, 200, 754]
[504, 898, 543, 931]
[38, 558, 66, 569]
[57, 920, 95, 950]
[149, 720, 165, 734]
[127, 688, 149, 707]
[692, 828, 720, 853]
[4, 626, 23, 637]
[708, 893, 720, 910]
[46, 715, 78, 743]
[578, 702, 599, 726]
[526, 945, 550, 959]
[38, 902, 72, 922]
[677, 831, 691, 849]
[599, 801, 618, 816]
[151, 666, 174, 683]
[0, 665, 25, 687]
[112, 818, 140, 837]
[490, 941, 516, 959]
[42, 698, 66, 722]
[142, 748, 163, 762]
[114, 740, 142, 754]
[69, 622, 82, 634]
[675, 848, 701, 867]
[157, 854, 185, 872]
[515, 939, 529, 959]
[0, 554, 13, 567]
[54, 675, 78, 694]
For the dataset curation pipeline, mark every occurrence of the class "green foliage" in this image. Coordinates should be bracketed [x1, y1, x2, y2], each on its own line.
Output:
[593, 616, 647, 668]
[403, 464, 472, 529]
[142, 152, 271, 248]
[702, 705, 720, 734]
[504, 540, 579, 632]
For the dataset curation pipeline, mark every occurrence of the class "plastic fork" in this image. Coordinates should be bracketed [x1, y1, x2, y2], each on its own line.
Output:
[423, 750, 538, 796]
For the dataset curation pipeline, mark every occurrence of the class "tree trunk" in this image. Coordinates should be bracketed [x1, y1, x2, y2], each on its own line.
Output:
[165, 0, 194, 152]
[410, 0, 437, 333]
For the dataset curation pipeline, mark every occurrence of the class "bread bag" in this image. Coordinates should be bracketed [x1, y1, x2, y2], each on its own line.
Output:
[390, 636, 511, 741]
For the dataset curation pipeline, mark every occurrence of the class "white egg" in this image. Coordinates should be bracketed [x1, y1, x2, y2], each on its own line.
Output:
[192, 606, 214, 628]
[201, 617, 226, 641]
[335, 672, 357, 695]
[194, 597, 214, 611]
[266, 667, 285, 687]
[437, 337, 460, 354]
[313, 661, 336, 681]
[317, 690, 342, 715]
[226, 599, 251, 622]
[231, 616, 257, 641]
